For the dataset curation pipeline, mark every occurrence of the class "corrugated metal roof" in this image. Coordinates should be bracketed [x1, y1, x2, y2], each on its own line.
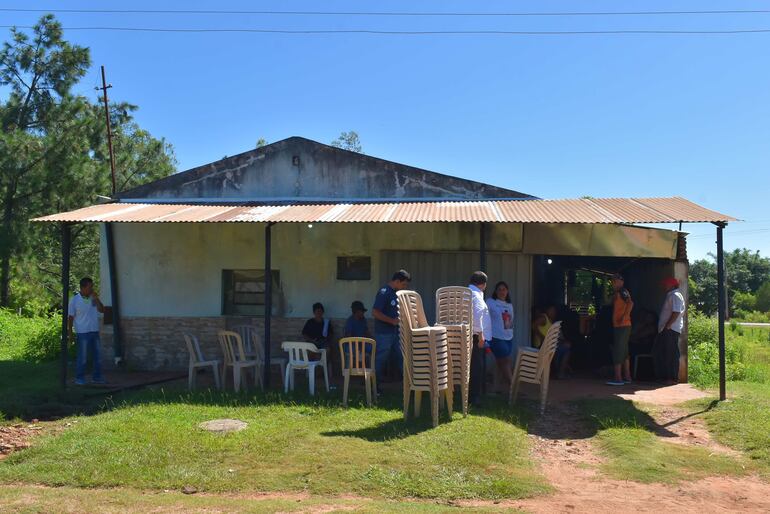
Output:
[31, 197, 735, 224]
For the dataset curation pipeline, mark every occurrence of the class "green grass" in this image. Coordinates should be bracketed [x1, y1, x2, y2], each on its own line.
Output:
[684, 324, 770, 476]
[0, 390, 548, 501]
[0, 309, 60, 362]
[576, 398, 747, 483]
[687, 382, 770, 475]
[0, 485, 516, 513]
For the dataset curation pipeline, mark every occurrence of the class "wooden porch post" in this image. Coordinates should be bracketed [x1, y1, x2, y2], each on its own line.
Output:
[715, 222, 727, 401]
[60, 223, 72, 389]
[264, 222, 276, 389]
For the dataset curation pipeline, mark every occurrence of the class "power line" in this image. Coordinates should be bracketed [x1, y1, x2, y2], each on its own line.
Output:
[2, 25, 770, 36]
[689, 228, 770, 239]
[2, 8, 770, 17]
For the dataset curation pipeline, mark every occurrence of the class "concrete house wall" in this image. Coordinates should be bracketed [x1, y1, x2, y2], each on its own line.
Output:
[96, 137, 689, 376]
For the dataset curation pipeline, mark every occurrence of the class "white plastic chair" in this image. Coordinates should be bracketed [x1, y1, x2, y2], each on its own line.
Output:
[218, 330, 259, 393]
[232, 324, 287, 388]
[339, 337, 377, 407]
[510, 321, 562, 413]
[281, 341, 330, 396]
[184, 333, 221, 390]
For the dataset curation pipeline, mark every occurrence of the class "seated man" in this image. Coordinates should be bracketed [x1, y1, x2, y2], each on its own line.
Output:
[344, 300, 372, 338]
[302, 302, 332, 349]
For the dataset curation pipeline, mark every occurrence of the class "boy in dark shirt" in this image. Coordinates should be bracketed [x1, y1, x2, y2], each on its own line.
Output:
[302, 302, 332, 349]
[344, 301, 371, 338]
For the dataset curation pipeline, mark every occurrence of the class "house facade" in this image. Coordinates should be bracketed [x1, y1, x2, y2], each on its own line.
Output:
[36, 137, 733, 381]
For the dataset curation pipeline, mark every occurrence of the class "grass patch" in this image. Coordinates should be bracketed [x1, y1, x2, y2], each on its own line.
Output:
[595, 427, 745, 483]
[576, 398, 747, 483]
[0, 484, 514, 513]
[687, 382, 770, 475]
[0, 390, 548, 501]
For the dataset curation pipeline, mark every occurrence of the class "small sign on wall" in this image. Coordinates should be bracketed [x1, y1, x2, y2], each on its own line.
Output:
[337, 256, 371, 281]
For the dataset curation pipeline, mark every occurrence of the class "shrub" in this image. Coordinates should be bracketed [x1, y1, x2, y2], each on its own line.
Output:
[0, 309, 62, 362]
[757, 282, 770, 313]
[734, 310, 770, 324]
[687, 309, 747, 387]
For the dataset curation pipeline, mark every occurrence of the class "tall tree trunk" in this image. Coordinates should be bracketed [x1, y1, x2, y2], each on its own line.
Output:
[0, 183, 16, 307]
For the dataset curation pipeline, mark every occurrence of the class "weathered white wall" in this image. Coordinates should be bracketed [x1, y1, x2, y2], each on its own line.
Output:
[102, 222, 525, 319]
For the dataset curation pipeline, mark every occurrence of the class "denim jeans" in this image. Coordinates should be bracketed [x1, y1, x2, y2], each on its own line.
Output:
[374, 332, 402, 383]
[76, 331, 103, 381]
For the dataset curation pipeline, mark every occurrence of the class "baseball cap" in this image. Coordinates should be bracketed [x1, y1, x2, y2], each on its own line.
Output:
[351, 300, 367, 312]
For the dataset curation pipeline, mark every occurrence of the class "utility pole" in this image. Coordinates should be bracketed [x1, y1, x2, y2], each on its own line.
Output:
[95, 65, 117, 196]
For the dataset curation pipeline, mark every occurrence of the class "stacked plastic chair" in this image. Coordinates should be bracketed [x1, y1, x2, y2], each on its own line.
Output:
[509, 321, 562, 414]
[435, 286, 473, 417]
[397, 290, 453, 428]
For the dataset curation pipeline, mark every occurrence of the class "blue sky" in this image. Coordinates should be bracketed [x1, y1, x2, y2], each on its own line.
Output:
[3, 1, 769, 259]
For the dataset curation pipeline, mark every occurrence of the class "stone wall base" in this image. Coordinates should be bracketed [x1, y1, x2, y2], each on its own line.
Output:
[100, 316, 368, 371]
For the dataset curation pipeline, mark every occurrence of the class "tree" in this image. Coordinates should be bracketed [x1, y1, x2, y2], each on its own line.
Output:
[0, 15, 91, 306]
[757, 282, 770, 313]
[724, 249, 770, 294]
[330, 131, 363, 153]
[0, 16, 176, 311]
[689, 249, 770, 316]
[689, 258, 718, 314]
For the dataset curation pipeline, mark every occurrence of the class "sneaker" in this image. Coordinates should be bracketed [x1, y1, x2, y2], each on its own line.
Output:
[91, 378, 108, 385]
[606, 380, 625, 386]
[74, 378, 86, 386]
[623, 379, 633, 385]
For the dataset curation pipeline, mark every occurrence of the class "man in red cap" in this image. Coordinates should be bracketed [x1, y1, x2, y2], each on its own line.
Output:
[654, 277, 685, 384]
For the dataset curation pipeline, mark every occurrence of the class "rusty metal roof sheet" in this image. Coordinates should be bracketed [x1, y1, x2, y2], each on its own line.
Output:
[31, 197, 735, 225]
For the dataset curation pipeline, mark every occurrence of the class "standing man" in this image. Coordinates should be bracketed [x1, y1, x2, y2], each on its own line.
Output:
[607, 273, 633, 386]
[372, 269, 412, 394]
[468, 271, 492, 407]
[68, 277, 106, 385]
[654, 277, 685, 384]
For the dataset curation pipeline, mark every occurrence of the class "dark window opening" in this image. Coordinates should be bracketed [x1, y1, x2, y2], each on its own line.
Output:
[222, 269, 280, 316]
[337, 256, 371, 281]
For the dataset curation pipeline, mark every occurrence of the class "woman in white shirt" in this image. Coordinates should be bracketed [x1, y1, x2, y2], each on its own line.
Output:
[486, 281, 515, 389]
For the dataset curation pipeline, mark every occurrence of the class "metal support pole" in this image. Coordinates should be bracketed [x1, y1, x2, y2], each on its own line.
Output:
[479, 222, 487, 395]
[60, 223, 72, 389]
[105, 223, 123, 363]
[716, 222, 727, 401]
[263, 222, 275, 389]
[479, 222, 487, 273]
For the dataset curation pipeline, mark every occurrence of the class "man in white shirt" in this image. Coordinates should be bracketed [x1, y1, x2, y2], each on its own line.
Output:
[653, 277, 685, 384]
[468, 271, 492, 407]
[67, 277, 105, 385]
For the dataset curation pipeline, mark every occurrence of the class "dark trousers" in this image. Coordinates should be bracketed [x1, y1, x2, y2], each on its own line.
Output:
[469, 334, 485, 403]
[653, 329, 681, 381]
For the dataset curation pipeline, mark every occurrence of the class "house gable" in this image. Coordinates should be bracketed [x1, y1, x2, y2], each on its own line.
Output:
[118, 137, 534, 201]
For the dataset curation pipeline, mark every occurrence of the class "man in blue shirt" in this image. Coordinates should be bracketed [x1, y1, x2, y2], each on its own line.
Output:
[372, 269, 412, 393]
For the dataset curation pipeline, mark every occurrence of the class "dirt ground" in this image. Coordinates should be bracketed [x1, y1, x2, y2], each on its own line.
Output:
[0, 421, 41, 457]
[501, 381, 770, 514]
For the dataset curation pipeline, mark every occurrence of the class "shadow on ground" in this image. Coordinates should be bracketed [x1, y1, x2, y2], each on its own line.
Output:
[1, 360, 711, 449]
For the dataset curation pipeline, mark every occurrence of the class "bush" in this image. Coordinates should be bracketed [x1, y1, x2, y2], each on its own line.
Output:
[733, 291, 757, 316]
[757, 282, 770, 313]
[0, 309, 62, 362]
[734, 310, 770, 324]
[687, 310, 747, 387]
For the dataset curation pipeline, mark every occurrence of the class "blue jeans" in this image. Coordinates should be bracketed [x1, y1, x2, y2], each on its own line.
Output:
[374, 332, 402, 384]
[76, 332, 103, 382]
